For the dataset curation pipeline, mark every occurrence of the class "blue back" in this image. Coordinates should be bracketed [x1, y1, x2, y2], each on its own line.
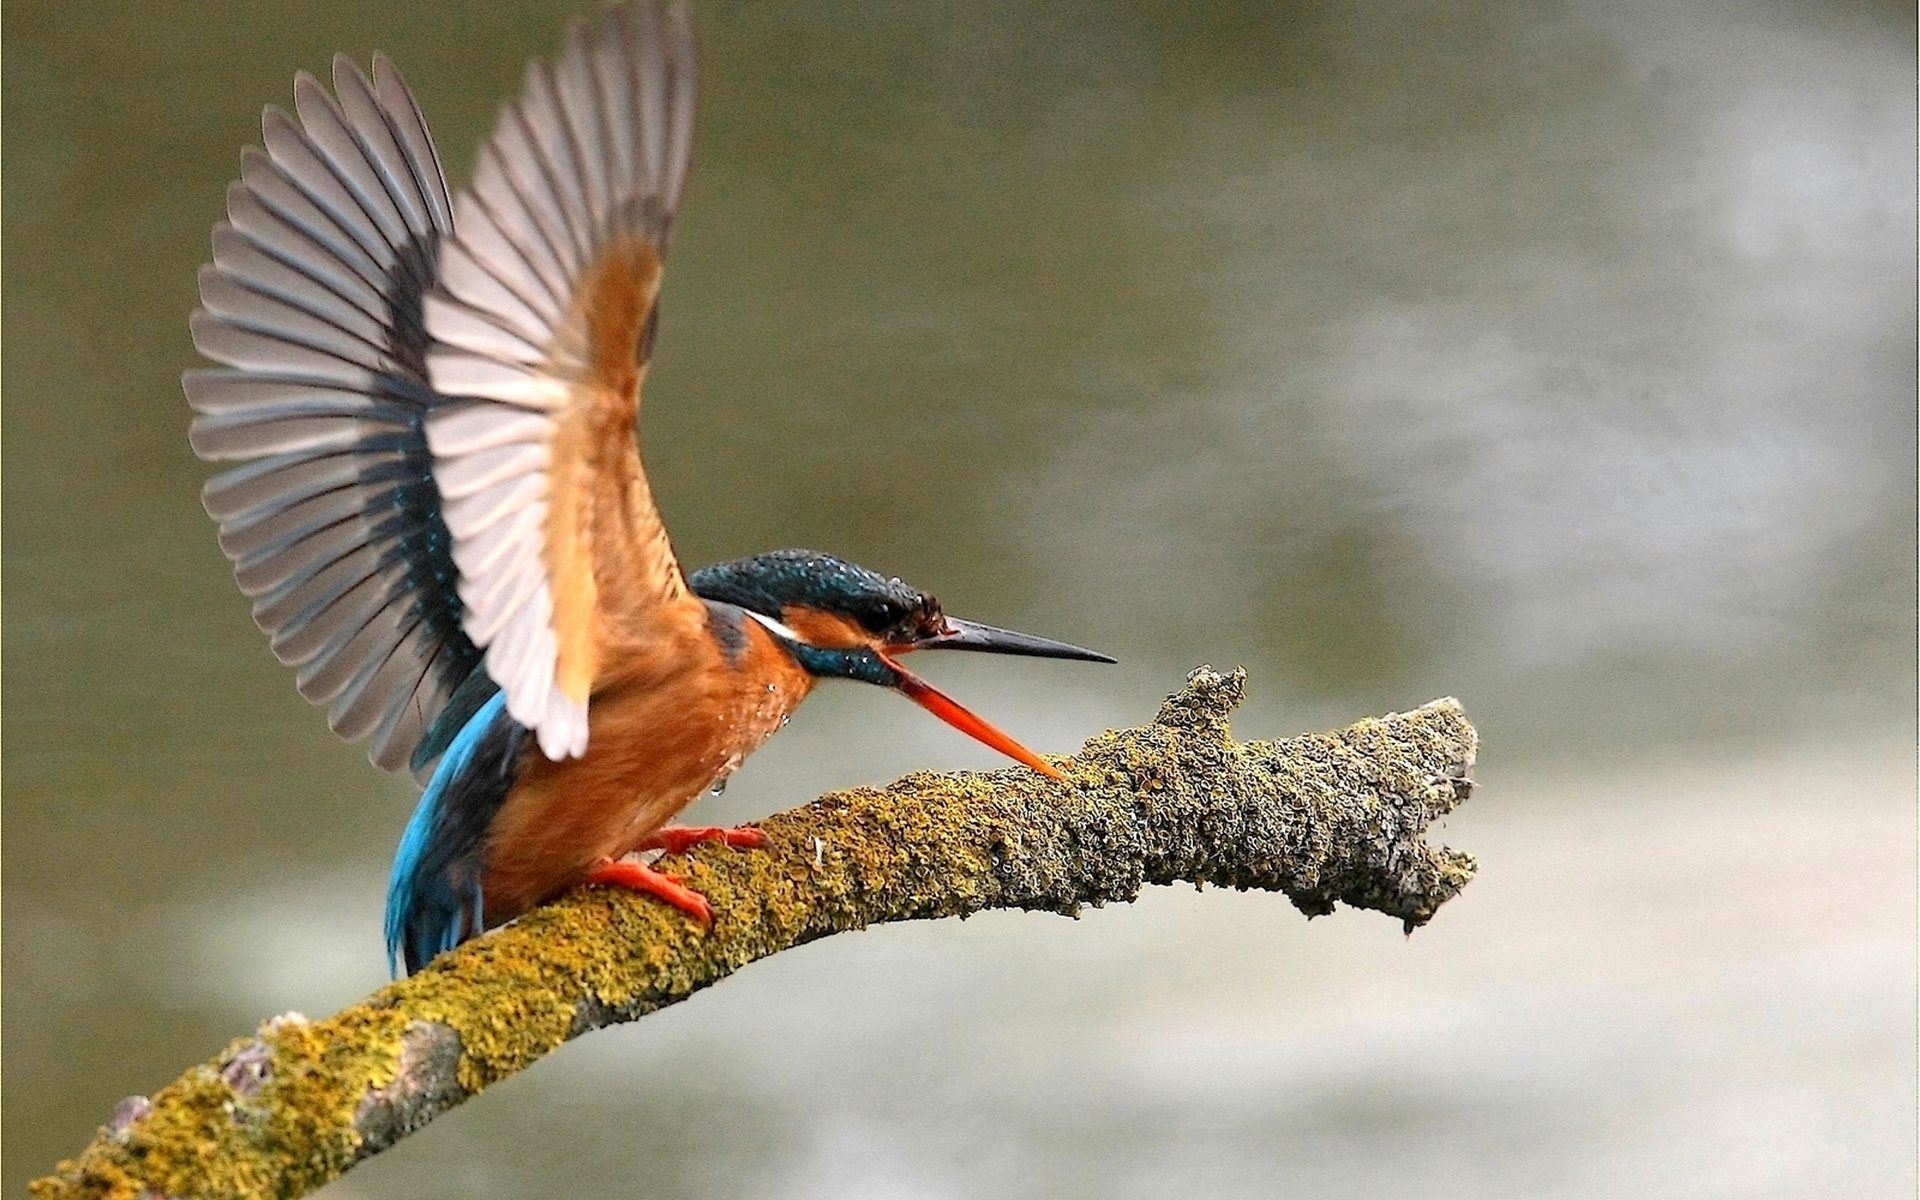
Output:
[385, 690, 528, 975]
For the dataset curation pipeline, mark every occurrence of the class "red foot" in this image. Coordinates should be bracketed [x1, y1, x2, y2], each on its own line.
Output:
[639, 824, 773, 855]
[584, 859, 712, 927]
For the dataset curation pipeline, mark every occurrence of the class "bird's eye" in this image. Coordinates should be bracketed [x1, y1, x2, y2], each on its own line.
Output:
[859, 599, 903, 633]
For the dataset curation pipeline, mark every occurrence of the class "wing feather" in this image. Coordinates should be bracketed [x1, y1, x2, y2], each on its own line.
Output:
[223, 183, 389, 316]
[278, 571, 391, 669]
[632, 3, 668, 194]
[434, 441, 550, 499]
[191, 57, 483, 775]
[517, 63, 595, 262]
[260, 108, 396, 262]
[255, 551, 386, 647]
[233, 518, 371, 595]
[660, 6, 698, 212]
[423, 293, 549, 365]
[371, 53, 454, 237]
[190, 310, 376, 385]
[452, 187, 567, 319]
[366, 633, 449, 768]
[553, 23, 613, 239]
[434, 238, 553, 347]
[422, 2, 699, 760]
[491, 596, 541, 691]
[201, 450, 367, 522]
[220, 489, 373, 578]
[332, 57, 435, 238]
[471, 143, 575, 304]
[305, 602, 417, 706]
[291, 73, 412, 251]
[197, 265, 391, 365]
[186, 371, 397, 417]
[210, 225, 386, 335]
[425, 402, 550, 455]
[595, 7, 640, 206]
[191, 410, 403, 460]
[462, 544, 548, 645]
[331, 617, 433, 741]
[457, 503, 546, 579]
[238, 149, 387, 283]
[251, 542, 384, 623]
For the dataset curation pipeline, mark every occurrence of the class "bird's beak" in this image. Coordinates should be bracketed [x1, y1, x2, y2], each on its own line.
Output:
[874, 620, 1110, 781]
[891, 618, 1116, 664]
[876, 651, 1069, 780]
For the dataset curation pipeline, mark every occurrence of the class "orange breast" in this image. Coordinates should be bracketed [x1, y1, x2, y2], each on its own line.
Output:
[477, 609, 813, 925]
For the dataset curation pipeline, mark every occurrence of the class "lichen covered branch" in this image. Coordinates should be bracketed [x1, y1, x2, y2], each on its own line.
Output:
[34, 668, 1477, 1200]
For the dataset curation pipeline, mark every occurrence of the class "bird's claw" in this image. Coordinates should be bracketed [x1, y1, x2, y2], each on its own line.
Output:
[583, 858, 713, 928]
[639, 824, 773, 855]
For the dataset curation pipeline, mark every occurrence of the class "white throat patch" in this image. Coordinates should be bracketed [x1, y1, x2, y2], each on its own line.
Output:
[741, 608, 807, 645]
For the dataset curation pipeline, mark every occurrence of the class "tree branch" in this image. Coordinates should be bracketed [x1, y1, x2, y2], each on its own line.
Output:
[34, 667, 1477, 1200]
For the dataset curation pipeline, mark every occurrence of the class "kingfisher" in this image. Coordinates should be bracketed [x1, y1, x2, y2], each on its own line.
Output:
[185, 2, 1111, 975]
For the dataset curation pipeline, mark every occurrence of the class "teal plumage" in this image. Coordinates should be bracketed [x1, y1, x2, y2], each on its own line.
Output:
[387, 690, 518, 975]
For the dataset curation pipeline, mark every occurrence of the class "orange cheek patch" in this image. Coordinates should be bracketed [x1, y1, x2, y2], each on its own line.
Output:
[779, 606, 872, 650]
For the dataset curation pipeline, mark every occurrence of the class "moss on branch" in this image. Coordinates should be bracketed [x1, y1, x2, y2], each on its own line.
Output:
[34, 667, 1477, 1200]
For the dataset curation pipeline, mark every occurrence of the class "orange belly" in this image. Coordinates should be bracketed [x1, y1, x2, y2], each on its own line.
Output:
[478, 616, 812, 924]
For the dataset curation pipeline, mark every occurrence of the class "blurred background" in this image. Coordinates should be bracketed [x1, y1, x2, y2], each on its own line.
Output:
[5, 0, 1914, 1196]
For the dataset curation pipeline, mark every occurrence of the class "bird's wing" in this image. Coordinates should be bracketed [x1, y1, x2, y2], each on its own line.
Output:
[187, 53, 489, 777]
[422, 2, 700, 761]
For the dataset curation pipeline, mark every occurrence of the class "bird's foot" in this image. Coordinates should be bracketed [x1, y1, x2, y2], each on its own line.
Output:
[639, 824, 773, 855]
[584, 858, 713, 927]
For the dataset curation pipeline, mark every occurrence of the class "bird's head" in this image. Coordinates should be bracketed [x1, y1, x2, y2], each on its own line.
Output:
[687, 550, 1113, 779]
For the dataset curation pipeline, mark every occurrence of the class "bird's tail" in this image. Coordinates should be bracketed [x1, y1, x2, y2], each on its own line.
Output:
[385, 689, 527, 975]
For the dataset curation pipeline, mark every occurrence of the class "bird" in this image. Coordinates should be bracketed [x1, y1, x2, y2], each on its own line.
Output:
[184, 2, 1113, 977]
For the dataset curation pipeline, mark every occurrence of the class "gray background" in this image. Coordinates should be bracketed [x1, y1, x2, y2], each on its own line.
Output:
[6, 1, 1914, 1196]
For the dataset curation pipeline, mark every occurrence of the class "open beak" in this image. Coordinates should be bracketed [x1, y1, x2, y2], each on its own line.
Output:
[879, 652, 1067, 779]
[876, 620, 1112, 781]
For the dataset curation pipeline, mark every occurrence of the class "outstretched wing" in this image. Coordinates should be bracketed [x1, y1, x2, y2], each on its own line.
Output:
[187, 53, 488, 776]
[423, 2, 700, 761]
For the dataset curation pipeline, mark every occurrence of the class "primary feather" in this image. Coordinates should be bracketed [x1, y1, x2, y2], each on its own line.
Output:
[188, 52, 481, 777]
